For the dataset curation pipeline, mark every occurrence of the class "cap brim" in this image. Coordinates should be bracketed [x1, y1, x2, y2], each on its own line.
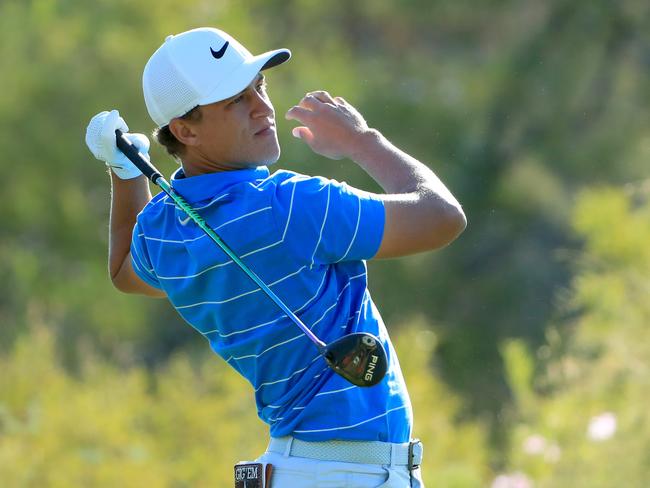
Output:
[260, 49, 291, 70]
[198, 48, 291, 107]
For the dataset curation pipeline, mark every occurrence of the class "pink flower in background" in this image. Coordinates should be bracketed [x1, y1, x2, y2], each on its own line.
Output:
[522, 434, 562, 462]
[522, 434, 546, 455]
[491, 472, 534, 488]
[587, 412, 617, 441]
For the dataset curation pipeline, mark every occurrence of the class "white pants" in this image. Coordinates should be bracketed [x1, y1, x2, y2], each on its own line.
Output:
[255, 450, 424, 487]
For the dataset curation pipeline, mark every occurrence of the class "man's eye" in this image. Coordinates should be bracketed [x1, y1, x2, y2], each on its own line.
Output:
[228, 93, 244, 105]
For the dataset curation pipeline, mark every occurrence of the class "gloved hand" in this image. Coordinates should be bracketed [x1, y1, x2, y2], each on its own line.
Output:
[85, 110, 149, 179]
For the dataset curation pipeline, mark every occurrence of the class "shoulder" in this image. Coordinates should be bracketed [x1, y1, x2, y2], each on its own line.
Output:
[135, 192, 172, 228]
[266, 169, 311, 186]
[266, 169, 339, 196]
[142, 191, 168, 212]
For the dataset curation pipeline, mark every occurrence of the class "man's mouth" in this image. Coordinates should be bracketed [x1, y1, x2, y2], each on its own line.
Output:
[254, 124, 275, 136]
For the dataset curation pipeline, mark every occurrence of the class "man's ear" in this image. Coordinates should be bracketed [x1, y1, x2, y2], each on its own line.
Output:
[169, 118, 200, 147]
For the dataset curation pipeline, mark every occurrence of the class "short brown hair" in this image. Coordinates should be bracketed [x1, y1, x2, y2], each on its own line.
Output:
[152, 106, 202, 160]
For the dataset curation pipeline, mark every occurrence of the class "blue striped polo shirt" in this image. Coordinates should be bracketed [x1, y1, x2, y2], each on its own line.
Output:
[130, 166, 412, 443]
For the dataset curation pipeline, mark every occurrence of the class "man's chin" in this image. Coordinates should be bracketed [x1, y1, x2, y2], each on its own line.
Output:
[240, 158, 278, 169]
[256, 148, 281, 167]
[262, 158, 279, 167]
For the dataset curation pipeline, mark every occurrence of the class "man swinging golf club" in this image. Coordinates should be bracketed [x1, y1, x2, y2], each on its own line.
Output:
[85, 27, 466, 487]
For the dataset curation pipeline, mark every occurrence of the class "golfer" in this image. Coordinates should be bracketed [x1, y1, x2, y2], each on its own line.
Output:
[85, 27, 465, 487]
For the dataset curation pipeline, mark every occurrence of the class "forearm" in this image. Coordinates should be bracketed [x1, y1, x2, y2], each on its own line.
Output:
[351, 129, 462, 208]
[285, 91, 466, 256]
[108, 173, 152, 279]
[351, 129, 466, 256]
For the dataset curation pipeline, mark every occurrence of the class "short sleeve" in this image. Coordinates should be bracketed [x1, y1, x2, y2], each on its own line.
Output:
[272, 175, 385, 266]
[130, 221, 162, 289]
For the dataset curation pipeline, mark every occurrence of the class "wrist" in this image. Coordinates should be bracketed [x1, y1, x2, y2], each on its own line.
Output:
[347, 128, 384, 165]
[110, 171, 149, 188]
[107, 159, 144, 180]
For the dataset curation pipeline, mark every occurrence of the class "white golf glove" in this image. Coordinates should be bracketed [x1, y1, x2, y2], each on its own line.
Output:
[85, 109, 149, 180]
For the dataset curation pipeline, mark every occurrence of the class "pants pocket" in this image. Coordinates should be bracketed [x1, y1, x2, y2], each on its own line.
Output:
[375, 466, 411, 488]
[269, 466, 315, 487]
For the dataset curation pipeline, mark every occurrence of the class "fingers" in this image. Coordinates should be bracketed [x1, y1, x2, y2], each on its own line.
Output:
[285, 105, 316, 124]
[105, 110, 129, 134]
[286, 90, 341, 122]
[291, 126, 314, 143]
[298, 95, 326, 112]
[86, 110, 121, 161]
[98, 110, 129, 156]
[125, 133, 151, 154]
[307, 90, 336, 104]
[299, 91, 338, 110]
[89, 110, 109, 123]
[286, 91, 358, 149]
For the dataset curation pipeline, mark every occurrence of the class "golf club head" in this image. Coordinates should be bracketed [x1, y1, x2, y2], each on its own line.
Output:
[323, 333, 388, 387]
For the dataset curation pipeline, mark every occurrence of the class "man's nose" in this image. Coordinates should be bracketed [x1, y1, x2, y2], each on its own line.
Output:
[251, 91, 274, 118]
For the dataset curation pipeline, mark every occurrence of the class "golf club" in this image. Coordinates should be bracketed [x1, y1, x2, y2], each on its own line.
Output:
[115, 129, 388, 387]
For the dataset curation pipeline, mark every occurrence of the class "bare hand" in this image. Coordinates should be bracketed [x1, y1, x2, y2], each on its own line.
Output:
[285, 91, 370, 160]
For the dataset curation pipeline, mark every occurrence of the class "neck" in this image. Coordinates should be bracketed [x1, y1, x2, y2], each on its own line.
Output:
[180, 152, 252, 177]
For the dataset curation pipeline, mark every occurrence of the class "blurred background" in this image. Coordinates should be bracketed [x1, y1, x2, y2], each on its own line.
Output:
[1, 0, 650, 486]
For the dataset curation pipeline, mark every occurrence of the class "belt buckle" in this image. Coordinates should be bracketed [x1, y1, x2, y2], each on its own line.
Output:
[408, 439, 423, 470]
[234, 462, 273, 488]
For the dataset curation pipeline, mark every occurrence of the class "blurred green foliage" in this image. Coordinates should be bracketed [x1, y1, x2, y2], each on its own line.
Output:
[1, 0, 650, 485]
[0, 325, 268, 487]
[0, 324, 491, 487]
[498, 185, 650, 486]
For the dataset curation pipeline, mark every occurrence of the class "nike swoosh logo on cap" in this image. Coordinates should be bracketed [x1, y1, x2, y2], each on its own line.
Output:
[210, 41, 229, 59]
[178, 215, 191, 226]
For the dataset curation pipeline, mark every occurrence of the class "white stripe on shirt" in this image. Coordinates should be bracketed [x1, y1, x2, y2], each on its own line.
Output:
[305, 273, 366, 329]
[292, 405, 408, 434]
[230, 333, 303, 361]
[176, 265, 306, 310]
[143, 206, 272, 245]
[315, 385, 356, 397]
[336, 193, 362, 262]
[281, 180, 297, 240]
[204, 270, 329, 337]
[131, 243, 155, 273]
[254, 356, 322, 392]
[154, 182, 298, 280]
[164, 192, 230, 210]
[193, 193, 231, 210]
[342, 291, 369, 328]
[283, 385, 358, 416]
[223, 273, 366, 362]
[310, 184, 331, 269]
[130, 254, 153, 276]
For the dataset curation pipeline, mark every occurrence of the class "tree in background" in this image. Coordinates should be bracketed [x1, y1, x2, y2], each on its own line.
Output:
[498, 185, 650, 486]
[1, 0, 650, 479]
[0, 324, 491, 486]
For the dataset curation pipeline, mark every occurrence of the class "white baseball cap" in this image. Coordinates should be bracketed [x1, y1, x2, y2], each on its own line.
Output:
[143, 27, 291, 127]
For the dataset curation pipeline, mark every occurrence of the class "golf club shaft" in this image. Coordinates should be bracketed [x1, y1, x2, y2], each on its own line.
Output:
[115, 129, 326, 350]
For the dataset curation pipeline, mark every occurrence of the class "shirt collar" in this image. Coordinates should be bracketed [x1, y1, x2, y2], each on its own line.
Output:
[170, 166, 271, 203]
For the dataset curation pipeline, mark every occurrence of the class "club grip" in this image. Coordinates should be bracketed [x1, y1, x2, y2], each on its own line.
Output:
[115, 129, 163, 184]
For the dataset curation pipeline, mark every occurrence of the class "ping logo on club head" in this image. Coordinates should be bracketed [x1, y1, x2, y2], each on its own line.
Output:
[364, 354, 380, 382]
